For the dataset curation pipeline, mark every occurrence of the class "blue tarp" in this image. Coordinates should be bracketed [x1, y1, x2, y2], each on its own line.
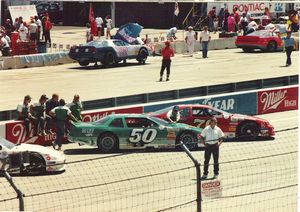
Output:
[114, 23, 143, 44]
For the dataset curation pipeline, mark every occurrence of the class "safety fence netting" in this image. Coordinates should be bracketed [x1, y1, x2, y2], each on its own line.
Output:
[0, 127, 297, 212]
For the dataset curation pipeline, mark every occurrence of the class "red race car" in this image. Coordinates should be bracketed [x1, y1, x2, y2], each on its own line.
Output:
[235, 30, 283, 52]
[150, 104, 275, 140]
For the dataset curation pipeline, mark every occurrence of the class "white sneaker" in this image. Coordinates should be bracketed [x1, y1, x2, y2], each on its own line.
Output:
[213, 174, 219, 179]
[201, 175, 207, 180]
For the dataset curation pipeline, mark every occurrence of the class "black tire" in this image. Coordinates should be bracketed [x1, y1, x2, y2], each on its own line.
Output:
[102, 52, 115, 66]
[137, 48, 148, 64]
[266, 41, 277, 52]
[79, 60, 89, 67]
[242, 48, 254, 53]
[97, 133, 119, 153]
[177, 132, 197, 150]
[237, 122, 260, 140]
[21, 153, 46, 175]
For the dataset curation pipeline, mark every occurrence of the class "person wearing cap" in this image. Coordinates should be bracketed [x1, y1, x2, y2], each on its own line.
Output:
[166, 27, 177, 41]
[16, 95, 35, 138]
[45, 93, 59, 134]
[199, 26, 211, 58]
[277, 30, 295, 67]
[185, 26, 196, 56]
[159, 41, 174, 82]
[31, 95, 48, 136]
[66, 94, 83, 121]
[201, 117, 224, 180]
[50, 99, 77, 151]
[166, 105, 181, 123]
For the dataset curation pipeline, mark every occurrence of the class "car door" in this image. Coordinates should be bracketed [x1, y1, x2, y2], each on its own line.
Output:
[120, 41, 137, 57]
[177, 106, 193, 125]
[191, 107, 213, 129]
[113, 40, 129, 59]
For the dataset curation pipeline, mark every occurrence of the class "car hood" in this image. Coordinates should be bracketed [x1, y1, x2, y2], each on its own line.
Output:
[12, 143, 64, 158]
[167, 122, 202, 132]
[229, 113, 268, 123]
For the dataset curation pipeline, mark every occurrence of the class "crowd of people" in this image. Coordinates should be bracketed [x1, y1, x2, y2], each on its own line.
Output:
[86, 14, 113, 43]
[17, 94, 82, 150]
[0, 14, 53, 56]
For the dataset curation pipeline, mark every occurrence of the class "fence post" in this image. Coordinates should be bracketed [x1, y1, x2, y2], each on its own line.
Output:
[179, 142, 202, 212]
[1, 170, 24, 211]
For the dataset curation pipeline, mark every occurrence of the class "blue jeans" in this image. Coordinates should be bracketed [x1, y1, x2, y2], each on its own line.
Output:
[202, 41, 209, 58]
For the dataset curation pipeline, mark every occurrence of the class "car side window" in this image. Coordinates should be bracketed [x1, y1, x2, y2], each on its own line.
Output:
[121, 41, 130, 46]
[125, 118, 157, 128]
[180, 107, 190, 117]
[113, 41, 123, 46]
[192, 108, 209, 116]
[109, 118, 124, 128]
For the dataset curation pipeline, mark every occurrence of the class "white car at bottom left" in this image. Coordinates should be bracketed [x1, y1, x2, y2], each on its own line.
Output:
[0, 137, 66, 175]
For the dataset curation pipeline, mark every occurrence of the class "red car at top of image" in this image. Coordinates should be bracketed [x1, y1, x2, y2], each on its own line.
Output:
[150, 104, 275, 140]
[235, 30, 283, 52]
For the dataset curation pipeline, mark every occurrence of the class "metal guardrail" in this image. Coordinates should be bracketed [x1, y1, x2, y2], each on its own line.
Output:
[0, 75, 298, 121]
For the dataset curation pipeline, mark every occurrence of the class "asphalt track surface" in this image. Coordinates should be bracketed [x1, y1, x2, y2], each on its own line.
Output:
[0, 110, 297, 212]
[0, 48, 298, 111]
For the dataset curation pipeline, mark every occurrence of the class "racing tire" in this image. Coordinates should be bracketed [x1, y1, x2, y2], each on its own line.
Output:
[237, 122, 260, 140]
[266, 41, 277, 52]
[242, 48, 254, 53]
[79, 60, 90, 67]
[97, 133, 119, 153]
[21, 153, 46, 175]
[102, 52, 115, 66]
[176, 132, 197, 150]
[137, 48, 148, 64]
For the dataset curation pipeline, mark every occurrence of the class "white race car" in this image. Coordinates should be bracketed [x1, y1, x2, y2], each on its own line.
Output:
[0, 137, 65, 175]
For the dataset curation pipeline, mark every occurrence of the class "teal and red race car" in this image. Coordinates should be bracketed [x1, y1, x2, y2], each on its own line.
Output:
[68, 114, 203, 153]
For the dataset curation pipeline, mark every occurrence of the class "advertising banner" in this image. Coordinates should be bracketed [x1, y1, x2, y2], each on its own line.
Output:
[257, 86, 298, 115]
[5, 106, 143, 145]
[144, 93, 257, 115]
[8, 5, 38, 23]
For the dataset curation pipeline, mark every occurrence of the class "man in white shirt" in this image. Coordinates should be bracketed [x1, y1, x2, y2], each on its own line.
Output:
[0, 34, 10, 56]
[199, 26, 211, 58]
[95, 16, 103, 38]
[166, 106, 181, 123]
[201, 117, 224, 179]
[18, 22, 28, 41]
[167, 27, 177, 41]
[29, 19, 38, 41]
[105, 15, 113, 39]
[185, 26, 196, 56]
[34, 16, 42, 41]
[245, 20, 258, 35]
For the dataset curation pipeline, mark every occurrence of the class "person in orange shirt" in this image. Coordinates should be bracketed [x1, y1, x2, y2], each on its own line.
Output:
[159, 41, 174, 82]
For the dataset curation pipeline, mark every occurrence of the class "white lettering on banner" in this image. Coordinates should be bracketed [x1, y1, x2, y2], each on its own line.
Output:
[118, 28, 136, 43]
[284, 100, 296, 107]
[83, 112, 115, 122]
[12, 123, 25, 144]
[202, 99, 235, 111]
[260, 90, 287, 112]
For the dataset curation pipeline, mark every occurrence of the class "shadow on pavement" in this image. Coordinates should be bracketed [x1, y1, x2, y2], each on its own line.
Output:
[69, 62, 149, 70]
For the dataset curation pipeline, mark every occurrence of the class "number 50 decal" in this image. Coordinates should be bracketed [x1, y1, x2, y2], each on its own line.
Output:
[129, 129, 157, 144]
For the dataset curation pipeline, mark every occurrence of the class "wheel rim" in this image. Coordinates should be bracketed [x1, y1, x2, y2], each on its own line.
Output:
[139, 50, 147, 62]
[101, 136, 115, 150]
[181, 134, 196, 150]
[268, 42, 276, 51]
[240, 123, 259, 138]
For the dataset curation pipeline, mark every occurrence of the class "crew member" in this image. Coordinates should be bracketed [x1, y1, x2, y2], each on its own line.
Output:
[199, 26, 211, 58]
[66, 94, 83, 121]
[45, 93, 59, 134]
[16, 95, 34, 138]
[278, 30, 295, 67]
[166, 106, 181, 123]
[32, 94, 48, 136]
[159, 41, 174, 82]
[185, 26, 196, 56]
[201, 117, 224, 179]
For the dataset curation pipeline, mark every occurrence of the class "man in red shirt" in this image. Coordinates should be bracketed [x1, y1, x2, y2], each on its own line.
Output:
[160, 41, 174, 82]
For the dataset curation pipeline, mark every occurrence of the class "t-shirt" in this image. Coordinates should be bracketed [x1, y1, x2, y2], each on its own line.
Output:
[0, 37, 9, 48]
[66, 101, 83, 120]
[201, 125, 224, 145]
[32, 102, 46, 117]
[51, 106, 71, 121]
[282, 37, 295, 47]
[248, 21, 258, 30]
[185, 31, 196, 43]
[161, 47, 174, 60]
[167, 27, 177, 38]
[166, 110, 180, 122]
[106, 19, 112, 29]
[96, 17, 103, 27]
[17, 102, 31, 118]
[200, 31, 210, 42]
[29, 22, 38, 33]
[18, 24, 28, 41]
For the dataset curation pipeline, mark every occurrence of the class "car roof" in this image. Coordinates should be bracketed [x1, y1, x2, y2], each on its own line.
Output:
[177, 104, 212, 109]
[108, 113, 151, 118]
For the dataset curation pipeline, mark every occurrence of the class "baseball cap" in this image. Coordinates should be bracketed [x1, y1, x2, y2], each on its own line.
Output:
[24, 95, 32, 100]
[173, 105, 180, 111]
[165, 41, 171, 46]
[40, 94, 48, 100]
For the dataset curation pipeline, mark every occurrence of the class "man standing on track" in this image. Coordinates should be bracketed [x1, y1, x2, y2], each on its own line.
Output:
[200, 26, 211, 58]
[159, 41, 174, 82]
[201, 117, 224, 179]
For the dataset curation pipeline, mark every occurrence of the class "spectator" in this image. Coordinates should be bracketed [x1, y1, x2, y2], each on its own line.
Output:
[34, 16, 42, 41]
[201, 117, 224, 180]
[208, 7, 217, 32]
[4, 19, 13, 38]
[227, 14, 236, 32]
[86, 23, 93, 43]
[66, 94, 83, 121]
[166, 106, 181, 123]
[13, 18, 20, 31]
[218, 4, 226, 29]
[0, 33, 10, 56]
[222, 8, 230, 32]
[44, 17, 52, 46]
[159, 41, 174, 82]
[233, 7, 240, 31]
[29, 18, 38, 41]
[41, 16, 46, 41]
[31, 94, 48, 136]
[185, 26, 196, 56]
[166, 27, 177, 41]
[245, 20, 258, 35]
[18, 21, 28, 41]
[50, 99, 77, 151]
[245, 7, 251, 22]
[261, 12, 271, 26]
[199, 26, 211, 58]
[95, 15, 103, 38]
[45, 93, 59, 134]
[105, 15, 113, 39]
[16, 95, 35, 138]
[213, 17, 219, 34]
[278, 30, 295, 67]
[239, 13, 249, 35]
[288, 10, 299, 32]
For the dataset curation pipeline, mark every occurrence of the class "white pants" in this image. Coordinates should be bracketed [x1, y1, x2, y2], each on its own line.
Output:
[187, 41, 195, 55]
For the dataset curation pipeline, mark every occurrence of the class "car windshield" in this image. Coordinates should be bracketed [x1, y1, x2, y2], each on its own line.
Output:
[150, 116, 169, 126]
[85, 40, 110, 48]
[93, 116, 111, 125]
[247, 30, 272, 37]
[0, 137, 15, 150]
[210, 107, 230, 116]
[151, 106, 173, 115]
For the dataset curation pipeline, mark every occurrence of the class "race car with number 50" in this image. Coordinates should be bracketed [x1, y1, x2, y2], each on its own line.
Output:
[150, 104, 275, 140]
[69, 39, 152, 67]
[68, 114, 203, 153]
